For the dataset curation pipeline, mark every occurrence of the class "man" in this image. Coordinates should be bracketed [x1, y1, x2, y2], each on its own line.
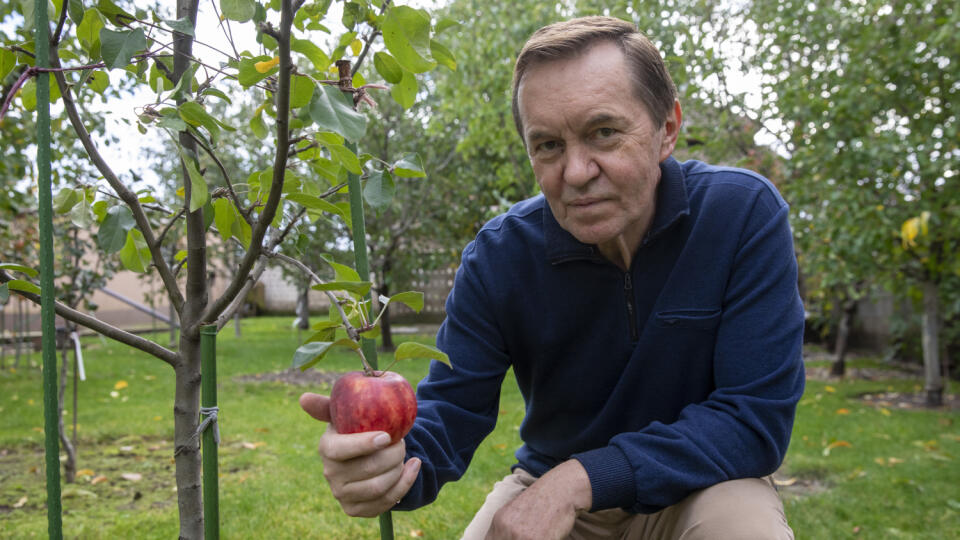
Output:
[300, 16, 804, 539]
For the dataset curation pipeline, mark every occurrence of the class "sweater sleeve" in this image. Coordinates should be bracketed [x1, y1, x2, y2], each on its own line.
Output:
[395, 241, 512, 510]
[573, 200, 806, 514]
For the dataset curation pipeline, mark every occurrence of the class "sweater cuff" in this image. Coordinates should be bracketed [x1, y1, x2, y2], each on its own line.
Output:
[571, 446, 636, 512]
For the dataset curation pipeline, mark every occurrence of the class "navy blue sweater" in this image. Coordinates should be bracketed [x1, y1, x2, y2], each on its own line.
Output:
[398, 157, 805, 514]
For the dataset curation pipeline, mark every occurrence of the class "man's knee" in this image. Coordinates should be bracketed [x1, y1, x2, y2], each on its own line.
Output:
[671, 477, 793, 540]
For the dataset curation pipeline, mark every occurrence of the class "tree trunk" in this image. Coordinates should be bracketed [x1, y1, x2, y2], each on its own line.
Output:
[173, 336, 202, 539]
[58, 346, 77, 484]
[296, 285, 310, 330]
[831, 299, 857, 377]
[921, 280, 944, 407]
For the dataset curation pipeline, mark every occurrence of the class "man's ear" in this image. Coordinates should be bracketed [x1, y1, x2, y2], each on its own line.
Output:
[659, 100, 683, 162]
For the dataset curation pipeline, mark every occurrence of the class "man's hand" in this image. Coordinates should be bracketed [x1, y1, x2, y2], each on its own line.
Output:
[485, 460, 593, 540]
[299, 392, 421, 517]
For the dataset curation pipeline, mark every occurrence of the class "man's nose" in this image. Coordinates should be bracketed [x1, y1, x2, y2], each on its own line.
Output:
[562, 145, 599, 187]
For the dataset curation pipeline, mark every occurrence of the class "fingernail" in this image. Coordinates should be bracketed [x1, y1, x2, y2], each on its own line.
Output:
[373, 433, 391, 447]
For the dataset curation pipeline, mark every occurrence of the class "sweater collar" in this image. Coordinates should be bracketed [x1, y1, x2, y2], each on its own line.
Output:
[544, 156, 690, 264]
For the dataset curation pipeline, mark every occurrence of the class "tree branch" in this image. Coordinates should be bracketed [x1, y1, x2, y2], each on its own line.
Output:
[50, 49, 186, 315]
[268, 252, 361, 342]
[0, 272, 179, 366]
[200, 0, 298, 324]
[352, 0, 392, 76]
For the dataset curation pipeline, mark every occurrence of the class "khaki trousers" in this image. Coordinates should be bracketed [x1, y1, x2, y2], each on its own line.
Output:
[461, 469, 793, 540]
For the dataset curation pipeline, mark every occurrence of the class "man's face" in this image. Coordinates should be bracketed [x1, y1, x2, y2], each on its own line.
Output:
[517, 41, 680, 263]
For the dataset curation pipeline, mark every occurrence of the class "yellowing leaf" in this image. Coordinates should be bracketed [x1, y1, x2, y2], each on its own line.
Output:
[350, 38, 363, 56]
[901, 217, 920, 249]
[121, 472, 143, 482]
[822, 440, 852, 456]
[836, 408, 851, 415]
[77, 468, 95, 477]
[91, 475, 109, 485]
[254, 56, 279, 73]
[13, 496, 27, 508]
[114, 380, 129, 390]
[774, 476, 797, 487]
[879, 407, 891, 416]
[409, 530, 424, 538]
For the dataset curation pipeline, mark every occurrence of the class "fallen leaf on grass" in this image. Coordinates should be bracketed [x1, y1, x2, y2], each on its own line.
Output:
[114, 380, 129, 390]
[240, 441, 266, 450]
[62, 487, 98, 499]
[774, 477, 797, 487]
[32, 427, 43, 432]
[879, 408, 891, 416]
[254, 427, 270, 433]
[492, 443, 507, 451]
[121, 473, 143, 482]
[13, 496, 27, 508]
[91, 475, 109, 485]
[409, 530, 424, 537]
[825, 385, 836, 393]
[822, 440, 852, 456]
[836, 408, 851, 415]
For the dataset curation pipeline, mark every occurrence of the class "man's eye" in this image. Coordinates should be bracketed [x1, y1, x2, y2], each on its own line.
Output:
[595, 127, 616, 138]
[537, 140, 561, 153]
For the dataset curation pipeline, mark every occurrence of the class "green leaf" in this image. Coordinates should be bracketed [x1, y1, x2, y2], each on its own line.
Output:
[390, 68, 418, 109]
[249, 109, 268, 138]
[392, 153, 426, 178]
[381, 6, 436, 74]
[312, 280, 372, 297]
[69, 194, 95, 227]
[213, 198, 235, 242]
[67, 0, 85, 25]
[286, 193, 347, 218]
[97, 205, 135, 254]
[327, 143, 361, 174]
[363, 169, 395, 209]
[99, 27, 146, 70]
[394, 342, 450, 367]
[292, 338, 360, 370]
[87, 70, 109, 93]
[373, 51, 403, 84]
[118, 229, 151, 273]
[237, 56, 275, 88]
[53, 188, 81, 214]
[178, 100, 222, 140]
[7, 279, 41, 296]
[385, 291, 424, 313]
[321, 254, 362, 282]
[308, 84, 367, 142]
[430, 39, 456, 71]
[1, 49, 16, 82]
[291, 38, 329, 71]
[164, 16, 195, 36]
[289, 74, 315, 109]
[77, 8, 107, 56]
[232, 212, 252, 248]
[96, 0, 134, 26]
[0, 263, 39, 278]
[220, 0, 256, 22]
[184, 158, 208, 213]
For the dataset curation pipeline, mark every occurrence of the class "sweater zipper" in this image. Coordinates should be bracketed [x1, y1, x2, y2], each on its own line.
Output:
[624, 272, 638, 341]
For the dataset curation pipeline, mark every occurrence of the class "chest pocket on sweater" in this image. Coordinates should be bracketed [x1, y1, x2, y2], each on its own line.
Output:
[654, 309, 722, 330]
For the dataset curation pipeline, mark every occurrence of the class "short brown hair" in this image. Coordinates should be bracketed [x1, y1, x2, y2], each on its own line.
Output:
[511, 16, 678, 140]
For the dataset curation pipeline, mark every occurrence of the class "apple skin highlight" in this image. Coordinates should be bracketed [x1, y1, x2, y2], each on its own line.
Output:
[329, 370, 418, 444]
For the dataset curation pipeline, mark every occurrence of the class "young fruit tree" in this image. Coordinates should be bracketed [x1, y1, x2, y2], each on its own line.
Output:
[0, 0, 453, 537]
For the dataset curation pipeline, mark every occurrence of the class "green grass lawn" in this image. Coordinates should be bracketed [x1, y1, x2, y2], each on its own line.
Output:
[1, 319, 958, 539]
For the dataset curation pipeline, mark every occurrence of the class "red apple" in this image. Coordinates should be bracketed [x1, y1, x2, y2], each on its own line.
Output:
[329, 370, 417, 444]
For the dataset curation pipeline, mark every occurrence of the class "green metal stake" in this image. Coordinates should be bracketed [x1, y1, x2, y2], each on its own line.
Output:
[34, 0, 63, 536]
[200, 325, 220, 540]
[346, 142, 394, 540]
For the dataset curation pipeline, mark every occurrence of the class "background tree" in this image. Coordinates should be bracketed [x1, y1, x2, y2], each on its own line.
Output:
[748, 0, 959, 403]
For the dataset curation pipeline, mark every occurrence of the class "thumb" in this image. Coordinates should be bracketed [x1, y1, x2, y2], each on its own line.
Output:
[299, 392, 332, 423]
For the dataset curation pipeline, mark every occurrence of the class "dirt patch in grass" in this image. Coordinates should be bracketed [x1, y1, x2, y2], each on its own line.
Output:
[233, 368, 341, 387]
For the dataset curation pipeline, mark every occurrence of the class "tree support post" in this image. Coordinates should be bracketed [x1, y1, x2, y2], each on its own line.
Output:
[35, 0, 63, 535]
[200, 325, 220, 539]
[346, 142, 394, 540]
